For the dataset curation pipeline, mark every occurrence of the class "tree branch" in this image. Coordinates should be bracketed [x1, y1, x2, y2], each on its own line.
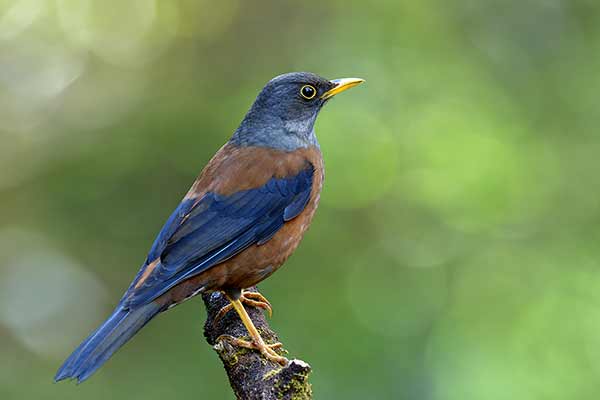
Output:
[202, 287, 312, 400]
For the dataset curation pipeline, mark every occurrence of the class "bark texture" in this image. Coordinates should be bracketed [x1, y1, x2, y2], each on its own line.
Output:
[202, 287, 312, 400]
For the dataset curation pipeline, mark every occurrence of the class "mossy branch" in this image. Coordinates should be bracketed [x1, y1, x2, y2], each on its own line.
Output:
[202, 287, 312, 400]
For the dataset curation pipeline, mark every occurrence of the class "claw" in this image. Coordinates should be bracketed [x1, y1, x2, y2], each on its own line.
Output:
[215, 293, 289, 366]
[217, 335, 288, 366]
[242, 291, 273, 317]
[213, 290, 272, 327]
[213, 303, 234, 326]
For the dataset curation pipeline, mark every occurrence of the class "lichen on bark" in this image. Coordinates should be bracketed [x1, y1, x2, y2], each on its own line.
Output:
[202, 287, 312, 400]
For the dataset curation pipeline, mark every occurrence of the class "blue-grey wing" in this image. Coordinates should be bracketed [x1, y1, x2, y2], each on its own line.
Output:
[121, 165, 313, 308]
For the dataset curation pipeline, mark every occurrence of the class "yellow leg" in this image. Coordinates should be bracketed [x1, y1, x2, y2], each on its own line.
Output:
[213, 290, 272, 326]
[217, 295, 288, 366]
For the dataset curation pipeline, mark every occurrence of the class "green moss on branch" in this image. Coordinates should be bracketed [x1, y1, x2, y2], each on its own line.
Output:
[203, 288, 312, 400]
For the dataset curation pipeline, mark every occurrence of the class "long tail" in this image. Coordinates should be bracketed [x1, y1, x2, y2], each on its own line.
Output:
[54, 302, 161, 383]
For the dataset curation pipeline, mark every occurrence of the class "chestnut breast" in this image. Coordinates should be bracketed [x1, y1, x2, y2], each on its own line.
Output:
[166, 143, 324, 302]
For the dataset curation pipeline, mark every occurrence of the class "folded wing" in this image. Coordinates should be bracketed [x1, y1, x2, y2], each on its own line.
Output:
[122, 164, 314, 308]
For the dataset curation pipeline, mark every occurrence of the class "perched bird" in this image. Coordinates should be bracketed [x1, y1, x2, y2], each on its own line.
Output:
[55, 72, 364, 383]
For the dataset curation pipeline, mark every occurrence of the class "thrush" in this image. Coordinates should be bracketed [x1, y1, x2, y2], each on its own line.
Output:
[55, 72, 364, 383]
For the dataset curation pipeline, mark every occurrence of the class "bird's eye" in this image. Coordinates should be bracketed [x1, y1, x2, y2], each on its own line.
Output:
[300, 85, 316, 100]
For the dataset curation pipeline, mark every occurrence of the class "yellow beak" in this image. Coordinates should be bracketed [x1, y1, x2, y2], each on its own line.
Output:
[321, 77, 365, 100]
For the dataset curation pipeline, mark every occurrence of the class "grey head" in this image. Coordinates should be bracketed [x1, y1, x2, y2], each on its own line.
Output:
[230, 72, 364, 151]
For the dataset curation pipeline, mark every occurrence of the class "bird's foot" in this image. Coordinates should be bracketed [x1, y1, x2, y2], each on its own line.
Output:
[217, 334, 288, 366]
[213, 290, 272, 326]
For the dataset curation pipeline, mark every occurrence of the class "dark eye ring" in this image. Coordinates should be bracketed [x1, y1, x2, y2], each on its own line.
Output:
[300, 85, 316, 100]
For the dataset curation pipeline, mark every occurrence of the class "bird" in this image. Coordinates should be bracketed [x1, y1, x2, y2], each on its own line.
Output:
[54, 72, 364, 383]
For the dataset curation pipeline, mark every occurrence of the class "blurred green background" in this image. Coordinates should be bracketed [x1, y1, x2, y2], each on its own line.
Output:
[1, 0, 600, 399]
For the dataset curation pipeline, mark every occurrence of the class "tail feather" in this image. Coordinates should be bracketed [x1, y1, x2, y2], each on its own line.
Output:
[55, 302, 161, 383]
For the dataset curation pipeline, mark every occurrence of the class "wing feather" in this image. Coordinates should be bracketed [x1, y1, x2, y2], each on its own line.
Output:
[122, 163, 314, 307]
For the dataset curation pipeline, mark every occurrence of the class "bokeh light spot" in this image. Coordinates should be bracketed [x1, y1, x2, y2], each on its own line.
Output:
[0, 229, 108, 358]
[399, 97, 558, 232]
[0, 0, 45, 40]
[57, 0, 177, 68]
[426, 242, 600, 400]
